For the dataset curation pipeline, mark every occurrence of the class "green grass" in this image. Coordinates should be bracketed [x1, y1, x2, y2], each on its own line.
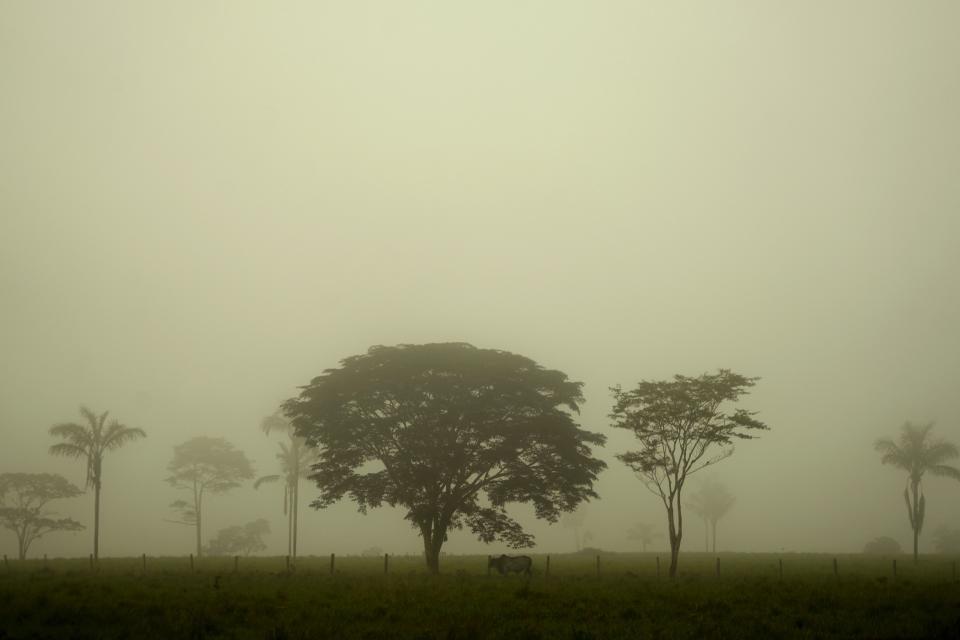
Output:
[2, 553, 959, 639]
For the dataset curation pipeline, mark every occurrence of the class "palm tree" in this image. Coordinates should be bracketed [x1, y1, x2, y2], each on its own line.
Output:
[48, 407, 146, 561]
[253, 412, 318, 558]
[875, 421, 960, 564]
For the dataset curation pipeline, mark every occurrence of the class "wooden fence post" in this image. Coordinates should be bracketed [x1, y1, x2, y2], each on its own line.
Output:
[3, 554, 8, 572]
[833, 557, 838, 577]
[487, 555, 491, 576]
[189, 554, 194, 572]
[329, 553, 335, 575]
[545, 555, 550, 578]
[285, 555, 290, 572]
[778, 558, 783, 581]
[384, 553, 389, 576]
[142, 553, 146, 574]
[596, 555, 600, 578]
[656, 556, 660, 579]
[89, 554, 93, 572]
[953, 560, 957, 583]
[715, 557, 720, 578]
[892, 559, 897, 581]
[234, 556, 239, 573]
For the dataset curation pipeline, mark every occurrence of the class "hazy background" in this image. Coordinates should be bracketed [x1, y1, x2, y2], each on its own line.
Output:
[2, 0, 958, 559]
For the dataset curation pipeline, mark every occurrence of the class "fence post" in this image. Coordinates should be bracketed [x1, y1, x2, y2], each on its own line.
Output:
[656, 556, 660, 579]
[384, 553, 388, 576]
[190, 554, 194, 572]
[330, 553, 335, 575]
[954, 560, 957, 583]
[142, 553, 146, 574]
[545, 554, 550, 578]
[234, 556, 239, 573]
[778, 558, 783, 581]
[89, 554, 93, 572]
[715, 557, 720, 578]
[833, 557, 838, 577]
[487, 555, 491, 577]
[285, 555, 290, 572]
[3, 554, 8, 572]
[596, 555, 600, 578]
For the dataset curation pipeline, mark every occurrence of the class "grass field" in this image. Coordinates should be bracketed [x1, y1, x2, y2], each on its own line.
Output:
[2, 552, 960, 639]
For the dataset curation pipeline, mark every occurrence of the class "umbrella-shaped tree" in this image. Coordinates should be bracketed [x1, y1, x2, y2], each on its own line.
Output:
[875, 421, 960, 564]
[48, 407, 146, 560]
[253, 412, 319, 558]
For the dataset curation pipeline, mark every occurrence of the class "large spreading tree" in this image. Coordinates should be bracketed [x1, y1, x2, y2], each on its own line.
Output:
[610, 369, 767, 578]
[284, 342, 606, 574]
[875, 421, 960, 564]
[0, 473, 84, 560]
[166, 437, 255, 558]
[48, 407, 146, 560]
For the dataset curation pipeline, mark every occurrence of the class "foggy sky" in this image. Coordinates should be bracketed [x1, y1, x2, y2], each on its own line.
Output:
[2, 1, 959, 559]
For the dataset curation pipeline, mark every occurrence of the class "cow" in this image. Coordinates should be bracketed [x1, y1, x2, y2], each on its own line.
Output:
[488, 554, 533, 576]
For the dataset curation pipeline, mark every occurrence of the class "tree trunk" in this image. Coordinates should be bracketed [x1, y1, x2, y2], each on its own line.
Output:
[195, 488, 203, 559]
[292, 477, 299, 559]
[420, 522, 446, 574]
[93, 480, 101, 561]
[666, 504, 682, 578]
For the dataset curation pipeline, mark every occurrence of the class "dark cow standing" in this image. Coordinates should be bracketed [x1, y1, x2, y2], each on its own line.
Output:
[488, 554, 533, 576]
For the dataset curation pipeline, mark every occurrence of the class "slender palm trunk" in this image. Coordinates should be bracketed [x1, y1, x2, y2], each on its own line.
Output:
[93, 480, 101, 561]
[912, 480, 920, 565]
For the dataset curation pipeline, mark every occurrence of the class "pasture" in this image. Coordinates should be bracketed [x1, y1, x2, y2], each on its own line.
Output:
[2, 552, 959, 639]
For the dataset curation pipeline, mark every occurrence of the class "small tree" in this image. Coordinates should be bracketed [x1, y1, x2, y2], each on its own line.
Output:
[204, 519, 270, 556]
[687, 479, 735, 553]
[875, 422, 960, 564]
[166, 437, 255, 558]
[48, 407, 146, 560]
[0, 473, 84, 560]
[610, 370, 767, 578]
[863, 536, 902, 555]
[253, 412, 319, 558]
[933, 526, 960, 554]
[285, 343, 606, 574]
[626, 522, 661, 552]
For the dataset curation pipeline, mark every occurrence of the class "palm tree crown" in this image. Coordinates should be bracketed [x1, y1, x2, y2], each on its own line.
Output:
[875, 422, 960, 483]
[49, 407, 147, 488]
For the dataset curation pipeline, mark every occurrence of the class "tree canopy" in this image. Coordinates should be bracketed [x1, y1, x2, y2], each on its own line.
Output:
[284, 342, 606, 573]
[204, 519, 270, 557]
[0, 473, 84, 560]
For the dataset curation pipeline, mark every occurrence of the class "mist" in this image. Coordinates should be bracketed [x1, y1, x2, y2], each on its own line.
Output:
[2, 1, 959, 562]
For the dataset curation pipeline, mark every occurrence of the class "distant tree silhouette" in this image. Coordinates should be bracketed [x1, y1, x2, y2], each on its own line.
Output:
[933, 526, 960, 554]
[166, 437, 255, 558]
[686, 479, 735, 553]
[253, 411, 319, 559]
[560, 506, 588, 551]
[0, 473, 84, 560]
[204, 519, 270, 556]
[284, 343, 606, 574]
[627, 522, 661, 552]
[48, 407, 146, 560]
[875, 422, 960, 564]
[610, 370, 767, 578]
[863, 536, 902, 555]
